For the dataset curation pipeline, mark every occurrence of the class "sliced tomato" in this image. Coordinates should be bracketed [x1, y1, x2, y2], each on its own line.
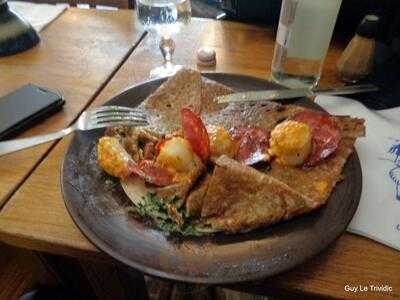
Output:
[180, 108, 210, 161]
[129, 160, 174, 187]
[230, 125, 270, 165]
[291, 110, 341, 167]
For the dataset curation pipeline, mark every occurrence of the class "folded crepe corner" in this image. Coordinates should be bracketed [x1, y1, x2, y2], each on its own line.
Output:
[143, 68, 234, 134]
[198, 155, 318, 233]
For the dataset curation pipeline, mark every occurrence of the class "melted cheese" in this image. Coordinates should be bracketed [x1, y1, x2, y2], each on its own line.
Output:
[156, 137, 196, 173]
[269, 120, 312, 166]
[208, 126, 236, 158]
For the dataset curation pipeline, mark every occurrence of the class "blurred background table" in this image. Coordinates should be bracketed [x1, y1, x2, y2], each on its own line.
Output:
[0, 8, 399, 300]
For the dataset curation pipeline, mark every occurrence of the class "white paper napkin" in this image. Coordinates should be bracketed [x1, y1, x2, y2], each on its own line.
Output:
[8, 1, 68, 32]
[316, 95, 400, 251]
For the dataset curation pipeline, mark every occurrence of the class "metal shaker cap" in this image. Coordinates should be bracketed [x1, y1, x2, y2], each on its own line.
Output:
[356, 15, 380, 38]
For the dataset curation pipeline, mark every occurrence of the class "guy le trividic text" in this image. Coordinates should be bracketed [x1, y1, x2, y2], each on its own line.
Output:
[344, 284, 393, 293]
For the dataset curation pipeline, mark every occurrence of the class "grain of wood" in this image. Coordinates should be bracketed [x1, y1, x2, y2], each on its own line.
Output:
[0, 135, 107, 258]
[0, 18, 398, 300]
[170, 283, 214, 300]
[145, 276, 173, 300]
[0, 244, 53, 300]
[231, 234, 400, 299]
[215, 288, 269, 300]
[80, 261, 127, 300]
[0, 8, 144, 207]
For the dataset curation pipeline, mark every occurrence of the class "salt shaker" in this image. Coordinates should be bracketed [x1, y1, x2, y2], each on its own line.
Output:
[337, 15, 380, 83]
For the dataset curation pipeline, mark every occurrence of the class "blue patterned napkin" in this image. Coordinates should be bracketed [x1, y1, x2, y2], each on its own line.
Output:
[316, 95, 400, 251]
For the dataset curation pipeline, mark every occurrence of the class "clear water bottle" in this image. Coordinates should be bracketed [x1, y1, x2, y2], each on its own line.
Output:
[271, 0, 343, 88]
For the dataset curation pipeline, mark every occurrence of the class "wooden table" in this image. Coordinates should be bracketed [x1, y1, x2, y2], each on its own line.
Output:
[0, 10, 399, 300]
[0, 8, 144, 206]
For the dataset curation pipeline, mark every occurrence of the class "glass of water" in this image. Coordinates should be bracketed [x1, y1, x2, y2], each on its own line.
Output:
[271, 0, 342, 88]
[136, 0, 191, 78]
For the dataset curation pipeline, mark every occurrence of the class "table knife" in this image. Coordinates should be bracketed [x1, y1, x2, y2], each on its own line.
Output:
[216, 84, 379, 104]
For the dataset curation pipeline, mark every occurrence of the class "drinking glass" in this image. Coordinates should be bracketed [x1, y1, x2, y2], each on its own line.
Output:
[136, 0, 192, 78]
[271, 0, 343, 88]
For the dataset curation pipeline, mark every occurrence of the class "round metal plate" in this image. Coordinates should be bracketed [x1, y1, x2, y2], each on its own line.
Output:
[61, 73, 362, 284]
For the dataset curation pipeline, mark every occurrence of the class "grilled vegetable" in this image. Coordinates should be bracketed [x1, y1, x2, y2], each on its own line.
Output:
[134, 193, 214, 236]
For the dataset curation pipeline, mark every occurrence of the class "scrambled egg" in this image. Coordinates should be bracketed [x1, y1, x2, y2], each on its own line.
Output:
[269, 120, 312, 166]
[156, 137, 197, 173]
[208, 126, 236, 158]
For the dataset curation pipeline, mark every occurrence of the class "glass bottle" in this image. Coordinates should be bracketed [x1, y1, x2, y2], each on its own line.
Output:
[271, 0, 343, 88]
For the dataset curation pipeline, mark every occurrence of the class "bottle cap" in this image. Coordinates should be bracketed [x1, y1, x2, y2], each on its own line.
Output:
[356, 15, 380, 39]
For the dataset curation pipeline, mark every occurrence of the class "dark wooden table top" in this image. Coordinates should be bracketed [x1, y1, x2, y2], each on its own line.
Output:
[0, 11, 398, 300]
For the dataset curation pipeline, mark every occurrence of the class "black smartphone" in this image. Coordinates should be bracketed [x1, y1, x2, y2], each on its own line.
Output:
[0, 84, 65, 141]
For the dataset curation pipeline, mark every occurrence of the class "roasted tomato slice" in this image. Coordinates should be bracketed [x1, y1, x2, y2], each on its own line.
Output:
[180, 108, 210, 161]
[230, 125, 270, 165]
[291, 110, 341, 167]
[129, 160, 174, 187]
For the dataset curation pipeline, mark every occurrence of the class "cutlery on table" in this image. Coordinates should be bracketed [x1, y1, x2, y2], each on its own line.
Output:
[0, 106, 148, 157]
[216, 84, 379, 104]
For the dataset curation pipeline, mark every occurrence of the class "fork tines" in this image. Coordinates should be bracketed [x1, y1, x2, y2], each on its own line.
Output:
[93, 105, 144, 113]
[90, 105, 148, 127]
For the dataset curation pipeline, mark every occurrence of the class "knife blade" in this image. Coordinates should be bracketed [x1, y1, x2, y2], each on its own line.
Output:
[216, 84, 379, 104]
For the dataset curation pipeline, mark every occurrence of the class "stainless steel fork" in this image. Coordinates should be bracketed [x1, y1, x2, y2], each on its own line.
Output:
[0, 105, 148, 157]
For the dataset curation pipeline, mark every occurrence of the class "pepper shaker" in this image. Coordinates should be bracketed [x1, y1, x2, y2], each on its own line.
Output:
[337, 15, 380, 83]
